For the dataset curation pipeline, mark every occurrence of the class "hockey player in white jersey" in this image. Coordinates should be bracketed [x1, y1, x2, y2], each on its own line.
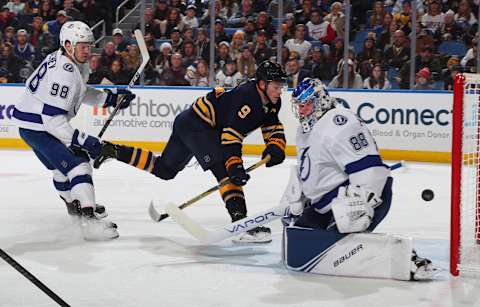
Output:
[281, 78, 438, 281]
[12, 21, 136, 240]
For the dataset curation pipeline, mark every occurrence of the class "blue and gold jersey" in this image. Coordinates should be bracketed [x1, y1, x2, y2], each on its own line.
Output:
[192, 80, 286, 166]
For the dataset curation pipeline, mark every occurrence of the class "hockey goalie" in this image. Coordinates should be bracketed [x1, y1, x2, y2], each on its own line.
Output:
[281, 78, 439, 281]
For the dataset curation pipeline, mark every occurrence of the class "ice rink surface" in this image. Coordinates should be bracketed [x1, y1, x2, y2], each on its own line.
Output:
[1, 150, 480, 307]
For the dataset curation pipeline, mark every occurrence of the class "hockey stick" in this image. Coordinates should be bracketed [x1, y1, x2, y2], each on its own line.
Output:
[97, 29, 150, 138]
[148, 156, 271, 222]
[0, 249, 70, 306]
[166, 161, 405, 244]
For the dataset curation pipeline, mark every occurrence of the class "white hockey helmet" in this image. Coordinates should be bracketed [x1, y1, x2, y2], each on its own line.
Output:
[59, 21, 94, 51]
[291, 78, 336, 133]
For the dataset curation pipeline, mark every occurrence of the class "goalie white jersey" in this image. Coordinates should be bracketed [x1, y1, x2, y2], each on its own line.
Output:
[13, 50, 106, 144]
[295, 106, 390, 213]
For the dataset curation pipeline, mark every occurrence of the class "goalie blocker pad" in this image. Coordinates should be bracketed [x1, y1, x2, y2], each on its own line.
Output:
[282, 227, 413, 281]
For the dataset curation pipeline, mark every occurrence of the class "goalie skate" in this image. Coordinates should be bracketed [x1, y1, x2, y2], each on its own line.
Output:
[80, 207, 119, 241]
[232, 226, 272, 244]
[410, 250, 440, 281]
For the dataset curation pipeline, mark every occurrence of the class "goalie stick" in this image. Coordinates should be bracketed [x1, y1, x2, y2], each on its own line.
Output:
[97, 29, 150, 139]
[166, 161, 404, 244]
[148, 156, 270, 222]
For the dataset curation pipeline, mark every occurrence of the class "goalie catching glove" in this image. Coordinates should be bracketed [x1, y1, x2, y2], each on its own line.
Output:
[103, 88, 136, 109]
[331, 185, 382, 233]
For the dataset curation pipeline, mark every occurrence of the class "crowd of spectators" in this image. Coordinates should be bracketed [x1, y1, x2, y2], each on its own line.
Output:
[0, 0, 478, 91]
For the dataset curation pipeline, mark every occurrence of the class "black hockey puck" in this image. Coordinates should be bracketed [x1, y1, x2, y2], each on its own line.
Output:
[421, 189, 434, 201]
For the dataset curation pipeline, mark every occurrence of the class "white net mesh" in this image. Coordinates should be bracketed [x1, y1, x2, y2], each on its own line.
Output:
[458, 73, 480, 275]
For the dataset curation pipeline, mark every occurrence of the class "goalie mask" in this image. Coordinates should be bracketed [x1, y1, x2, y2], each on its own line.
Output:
[291, 78, 335, 133]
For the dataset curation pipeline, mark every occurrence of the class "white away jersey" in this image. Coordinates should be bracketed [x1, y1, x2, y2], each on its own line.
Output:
[13, 50, 106, 144]
[296, 106, 390, 213]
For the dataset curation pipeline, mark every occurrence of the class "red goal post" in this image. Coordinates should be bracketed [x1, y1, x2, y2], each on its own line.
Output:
[451, 73, 480, 276]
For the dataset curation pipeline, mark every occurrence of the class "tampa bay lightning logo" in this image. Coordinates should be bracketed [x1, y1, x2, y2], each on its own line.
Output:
[333, 114, 348, 125]
[63, 63, 73, 72]
[299, 147, 311, 181]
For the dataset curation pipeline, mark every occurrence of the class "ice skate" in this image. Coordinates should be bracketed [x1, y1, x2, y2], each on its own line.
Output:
[232, 226, 272, 244]
[410, 250, 440, 280]
[80, 206, 119, 241]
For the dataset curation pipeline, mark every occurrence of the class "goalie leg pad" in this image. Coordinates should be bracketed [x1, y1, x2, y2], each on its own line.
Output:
[283, 226, 413, 280]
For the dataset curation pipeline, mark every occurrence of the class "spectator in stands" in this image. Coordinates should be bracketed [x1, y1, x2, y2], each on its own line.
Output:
[63, 0, 83, 22]
[14, 29, 35, 64]
[214, 19, 230, 45]
[100, 41, 118, 70]
[28, 16, 44, 47]
[105, 58, 130, 85]
[377, 19, 399, 51]
[182, 40, 196, 68]
[123, 44, 141, 76]
[87, 54, 105, 85]
[443, 63, 462, 90]
[3, 25, 15, 44]
[398, 45, 441, 89]
[253, 30, 272, 65]
[357, 35, 382, 79]
[135, 7, 162, 38]
[421, 0, 444, 34]
[43, 9, 68, 44]
[242, 17, 256, 42]
[25, 0, 40, 15]
[170, 0, 186, 13]
[455, 0, 477, 29]
[153, 0, 169, 22]
[324, 2, 345, 37]
[200, 0, 226, 27]
[393, 1, 411, 33]
[369, 1, 386, 30]
[170, 27, 184, 53]
[306, 9, 335, 44]
[182, 26, 194, 41]
[112, 28, 129, 53]
[185, 58, 210, 86]
[215, 41, 232, 72]
[159, 52, 189, 86]
[303, 46, 331, 81]
[161, 7, 184, 39]
[267, 0, 296, 17]
[435, 9, 463, 43]
[282, 13, 296, 41]
[215, 57, 242, 87]
[392, 0, 424, 16]
[221, 0, 239, 22]
[414, 67, 433, 90]
[255, 11, 275, 40]
[363, 64, 391, 89]
[229, 0, 255, 27]
[416, 29, 435, 55]
[236, 44, 256, 78]
[154, 41, 172, 75]
[229, 30, 245, 61]
[284, 24, 312, 65]
[144, 31, 159, 64]
[4, 0, 25, 15]
[195, 28, 210, 62]
[280, 46, 290, 64]
[38, 0, 56, 21]
[294, 0, 313, 25]
[384, 29, 410, 69]
[328, 36, 344, 76]
[462, 44, 478, 73]
[0, 42, 26, 83]
[0, 7, 17, 32]
[33, 28, 54, 65]
[329, 58, 363, 89]
[286, 56, 309, 88]
[183, 4, 199, 29]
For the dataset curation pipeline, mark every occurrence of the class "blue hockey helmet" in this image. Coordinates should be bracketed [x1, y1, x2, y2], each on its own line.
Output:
[291, 78, 335, 132]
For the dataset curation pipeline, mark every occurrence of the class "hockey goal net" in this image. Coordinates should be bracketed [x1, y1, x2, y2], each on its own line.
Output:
[451, 73, 480, 276]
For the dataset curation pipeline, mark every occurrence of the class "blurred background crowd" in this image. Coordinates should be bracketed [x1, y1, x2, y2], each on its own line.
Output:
[0, 0, 478, 91]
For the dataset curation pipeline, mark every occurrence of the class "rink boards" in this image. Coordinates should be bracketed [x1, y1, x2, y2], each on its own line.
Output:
[0, 85, 452, 163]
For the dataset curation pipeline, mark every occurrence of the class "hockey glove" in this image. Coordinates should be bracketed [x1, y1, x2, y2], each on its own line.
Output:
[227, 163, 250, 186]
[103, 88, 136, 109]
[71, 129, 103, 160]
[262, 142, 285, 167]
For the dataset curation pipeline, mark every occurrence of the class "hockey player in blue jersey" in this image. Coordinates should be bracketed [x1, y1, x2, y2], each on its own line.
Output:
[281, 78, 438, 280]
[12, 21, 136, 240]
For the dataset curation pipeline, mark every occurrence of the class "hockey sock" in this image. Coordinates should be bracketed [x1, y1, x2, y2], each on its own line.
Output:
[221, 180, 247, 222]
[118, 146, 156, 173]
